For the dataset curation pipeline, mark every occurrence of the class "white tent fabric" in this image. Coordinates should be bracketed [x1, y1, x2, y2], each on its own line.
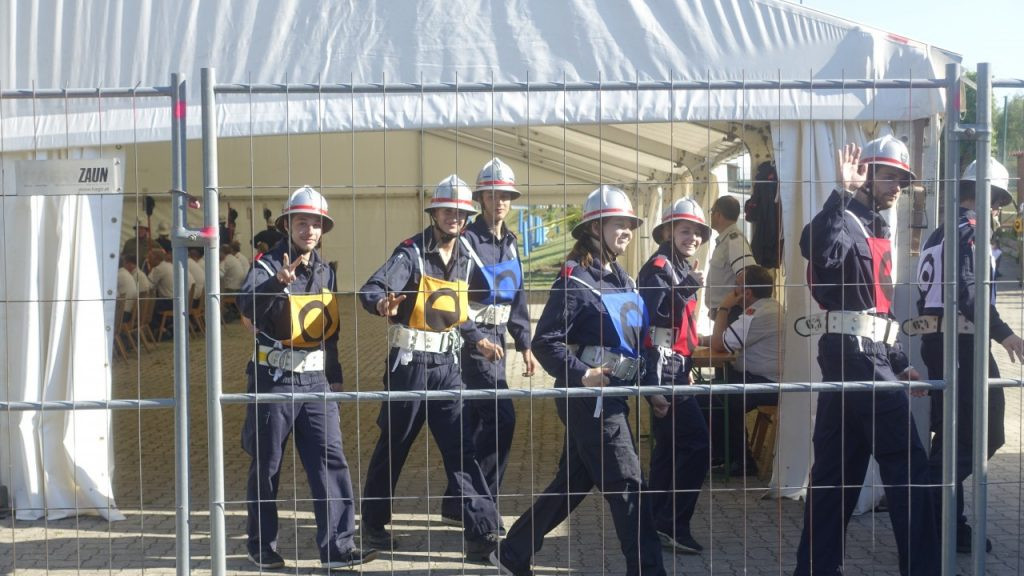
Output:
[1, 0, 959, 516]
[0, 151, 124, 521]
[1, 0, 958, 152]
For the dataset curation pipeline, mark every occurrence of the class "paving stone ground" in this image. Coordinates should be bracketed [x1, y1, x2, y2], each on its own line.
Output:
[2, 275, 1024, 575]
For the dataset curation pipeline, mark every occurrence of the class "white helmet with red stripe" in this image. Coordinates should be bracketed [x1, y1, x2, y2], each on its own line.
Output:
[276, 185, 333, 233]
[860, 135, 916, 183]
[571, 185, 644, 240]
[474, 157, 521, 200]
[426, 174, 479, 215]
[652, 197, 710, 244]
[962, 157, 1013, 208]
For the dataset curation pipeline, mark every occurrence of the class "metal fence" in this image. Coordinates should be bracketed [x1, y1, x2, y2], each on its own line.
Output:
[1, 64, 1023, 575]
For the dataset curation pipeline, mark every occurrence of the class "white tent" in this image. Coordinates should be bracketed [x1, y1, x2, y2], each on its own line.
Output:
[1, 0, 960, 509]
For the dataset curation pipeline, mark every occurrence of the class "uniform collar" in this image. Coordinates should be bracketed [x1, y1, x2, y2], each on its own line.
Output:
[656, 241, 690, 270]
[468, 214, 512, 242]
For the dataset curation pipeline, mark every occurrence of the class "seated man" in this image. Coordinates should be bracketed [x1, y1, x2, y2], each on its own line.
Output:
[709, 264, 781, 476]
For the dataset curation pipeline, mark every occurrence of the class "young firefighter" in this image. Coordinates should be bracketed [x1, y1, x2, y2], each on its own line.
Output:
[794, 136, 939, 576]
[440, 158, 537, 527]
[491, 186, 666, 576]
[911, 156, 1024, 553]
[637, 197, 711, 554]
[358, 175, 502, 561]
[238, 186, 376, 570]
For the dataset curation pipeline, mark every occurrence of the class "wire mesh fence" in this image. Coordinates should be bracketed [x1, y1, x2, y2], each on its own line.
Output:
[1, 67, 1023, 576]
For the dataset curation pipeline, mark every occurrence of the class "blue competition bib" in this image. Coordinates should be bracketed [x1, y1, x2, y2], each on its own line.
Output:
[600, 291, 648, 358]
[478, 258, 522, 304]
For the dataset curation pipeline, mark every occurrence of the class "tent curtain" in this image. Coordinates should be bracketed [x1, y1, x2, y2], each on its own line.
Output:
[767, 120, 872, 499]
[0, 149, 125, 521]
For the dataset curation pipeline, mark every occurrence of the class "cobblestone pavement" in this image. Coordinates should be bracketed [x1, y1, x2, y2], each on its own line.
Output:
[2, 281, 1024, 575]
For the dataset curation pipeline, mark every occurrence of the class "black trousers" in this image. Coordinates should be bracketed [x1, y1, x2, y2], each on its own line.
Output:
[794, 335, 939, 576]
[497, 394, 666, 576]
[362, 348, 500, 539]
[242, 377, 357, 562]
[922, 334, 1005, 530]
[442, 331, 516, 520]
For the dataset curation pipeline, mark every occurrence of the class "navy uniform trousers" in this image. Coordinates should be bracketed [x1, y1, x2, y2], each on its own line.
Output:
[794, 335, 938, 576]
[922, 334, 1005, 529]
[362, 348, 500, 539]
[242, 377, 356, 562]
[442, 330, 516, 520]
[646, 351, 709, 540]
[498, 394, 666, 576]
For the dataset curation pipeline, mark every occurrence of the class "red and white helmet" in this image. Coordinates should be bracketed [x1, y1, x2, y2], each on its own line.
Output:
[860, 135, 916, 183]
[425, 175, 479, 215]
[474, 157, 521, 200]
[571, 185, 644, 240]
[276, 185, 333, 233]
[962, 157, 1013, 208]
[652, 197, 711, 244]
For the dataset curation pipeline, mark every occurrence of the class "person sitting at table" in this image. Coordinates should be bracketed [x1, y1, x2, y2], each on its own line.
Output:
[709, 264, 781, 477]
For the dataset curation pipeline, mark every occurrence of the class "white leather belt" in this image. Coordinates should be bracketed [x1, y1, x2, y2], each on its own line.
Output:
[388, 325, 461, 353]
[577, 346, 641, 381]
[257, 346, 325, 373]
[794, 311, 899, 346]
[901, 314, 975, 336]
[470, 303, 512, 326]
[649, 326, 677, 349]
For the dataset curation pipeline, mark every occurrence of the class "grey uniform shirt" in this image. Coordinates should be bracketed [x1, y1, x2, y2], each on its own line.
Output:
[705, 222, 752, 309]
[721, 297, 781, 381]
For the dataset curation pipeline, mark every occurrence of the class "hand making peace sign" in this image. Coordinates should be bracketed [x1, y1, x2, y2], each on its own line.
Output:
[276, 252, 303, 285]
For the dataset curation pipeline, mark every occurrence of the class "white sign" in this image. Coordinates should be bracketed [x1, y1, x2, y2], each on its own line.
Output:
[13, 158, 121, 196]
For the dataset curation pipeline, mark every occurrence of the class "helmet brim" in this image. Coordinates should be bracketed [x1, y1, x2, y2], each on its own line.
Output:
[276, 212, 335, 234]
[652, 218, 711, 244]
[571, 214, 644, 240]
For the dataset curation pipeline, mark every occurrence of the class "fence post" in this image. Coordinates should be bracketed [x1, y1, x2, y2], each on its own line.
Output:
[940, 61, 961, 576]
[170, 71, 192, 575]
[971, 61, 993, 576]
[201, 66, 227, 576]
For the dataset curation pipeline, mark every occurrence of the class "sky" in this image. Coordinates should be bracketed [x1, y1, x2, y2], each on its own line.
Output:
[799, 0, 1024, 95]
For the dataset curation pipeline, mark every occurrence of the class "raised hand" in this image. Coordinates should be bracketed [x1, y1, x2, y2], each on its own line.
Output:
[376, 292, 407, 317]
[276, 252, 302, 286]
[837, 143, 868, 193]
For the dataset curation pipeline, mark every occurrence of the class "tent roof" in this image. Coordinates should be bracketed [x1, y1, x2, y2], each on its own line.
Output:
[2, 0, 960, 181]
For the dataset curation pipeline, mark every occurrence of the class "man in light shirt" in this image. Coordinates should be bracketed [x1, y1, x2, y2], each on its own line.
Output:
[709, 264, 780, 476]
[704, 195, 752, 319]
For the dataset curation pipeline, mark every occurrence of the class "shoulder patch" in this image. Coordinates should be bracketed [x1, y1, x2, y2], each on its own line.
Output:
[728, 232, 739, 240]
[402, 237, 415, 246]
[652, 255, 668, 269]
[745, 307, 755, 315]
[560, 264, 575, 278]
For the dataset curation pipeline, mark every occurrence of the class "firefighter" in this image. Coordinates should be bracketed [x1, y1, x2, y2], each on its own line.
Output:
[238, 186, 376, 570]
[793, 135, 939, 576]
[912, 156, 1024, 553]
[359, 175, 502, 562]
[440, 158, 536, 527]
[637, 197, 711, 554]
[491, 186, 666, 576]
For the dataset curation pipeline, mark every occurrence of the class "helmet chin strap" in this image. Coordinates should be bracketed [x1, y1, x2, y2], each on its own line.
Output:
[432, 216, 459, 243]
